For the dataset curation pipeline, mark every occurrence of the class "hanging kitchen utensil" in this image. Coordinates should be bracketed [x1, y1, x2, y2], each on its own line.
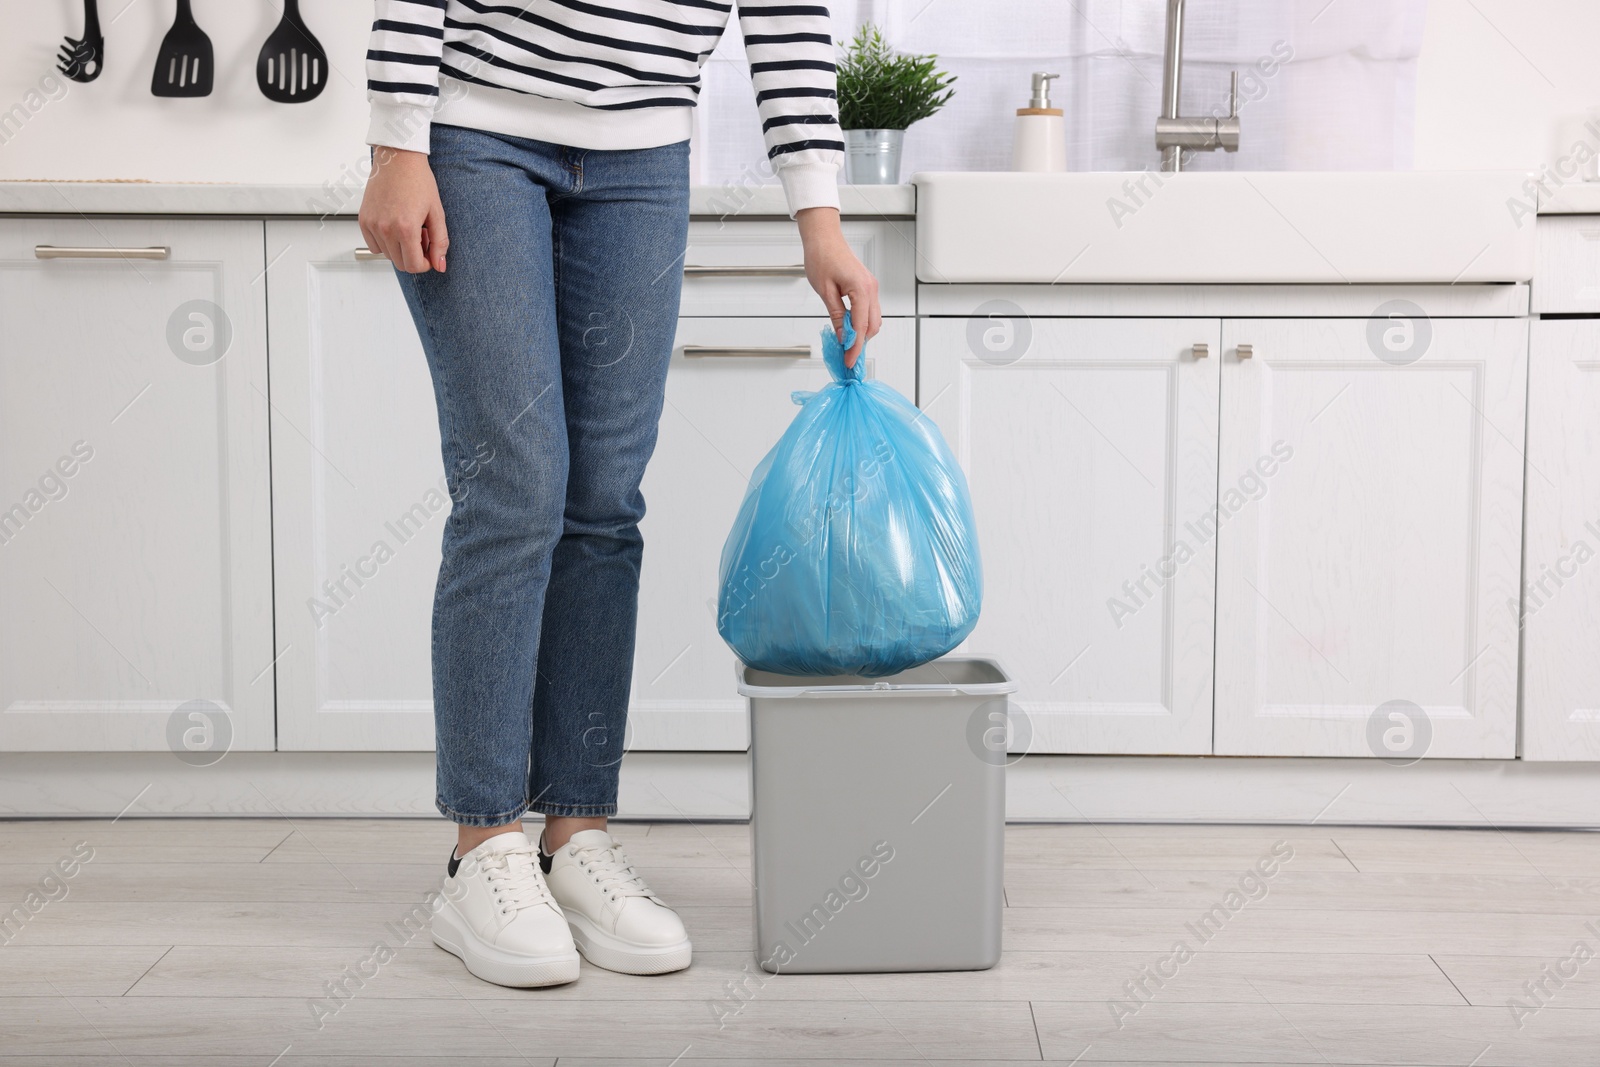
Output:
[57, 0, 104, 83]
[151, 0, 214, 97]
[256, 0, 328, 103]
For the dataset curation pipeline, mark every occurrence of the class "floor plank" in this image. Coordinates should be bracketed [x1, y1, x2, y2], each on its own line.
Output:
[115, 945, 1463, 1007]
[1033, 999, 1598, 1064]
[0, 860, 752, 908]
[3, 901, 753, 951]
[1329, 829, 1600, 877]
[0, 862, 440, 904]
[997, 829, 1355, 872]
[1002, 904, 1600, 955]
[2, 841, 288, 865]
[478, 948, 1464, 1008]
[0, 996, 1040, 1060]
[1004, 867, 1600, 913]
[0, 946, 170, 997]
[1433, 951, 1600, 1009]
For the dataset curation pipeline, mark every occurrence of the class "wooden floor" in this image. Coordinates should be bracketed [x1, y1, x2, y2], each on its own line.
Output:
[2, 819, 1599, 1065]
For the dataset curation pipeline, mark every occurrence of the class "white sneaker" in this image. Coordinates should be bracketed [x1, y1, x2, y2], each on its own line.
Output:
[542, 829, 693, 975]
[431, 830, 580, 988]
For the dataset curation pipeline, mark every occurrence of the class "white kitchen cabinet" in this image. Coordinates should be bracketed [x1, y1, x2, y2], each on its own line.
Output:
[265, 221, 444, 751]
[1213, 317, 1527, 758]
[1522, 318, 1600, 760]
[920, 316, 1221, 755]
[266, 218, 916, 751]
[0, 218, 274, 753]
[632, 316, 916, 749]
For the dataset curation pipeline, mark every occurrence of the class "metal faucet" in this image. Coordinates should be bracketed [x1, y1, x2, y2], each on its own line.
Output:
[1154, 0, 1241, 172]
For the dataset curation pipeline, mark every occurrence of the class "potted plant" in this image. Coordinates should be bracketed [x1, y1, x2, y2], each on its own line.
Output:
[836, 25, 956, 185]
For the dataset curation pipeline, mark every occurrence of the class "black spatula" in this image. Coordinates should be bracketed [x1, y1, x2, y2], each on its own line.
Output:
[151, 0, 213, 97]
[256, 0, 328, 103]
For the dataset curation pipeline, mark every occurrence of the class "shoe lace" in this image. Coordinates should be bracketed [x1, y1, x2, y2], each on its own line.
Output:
[476, 844, 555, 917]
[572, 839, 654, 906]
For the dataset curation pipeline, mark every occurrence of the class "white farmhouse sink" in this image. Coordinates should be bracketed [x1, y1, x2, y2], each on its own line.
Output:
[912, 171, 1536, 285]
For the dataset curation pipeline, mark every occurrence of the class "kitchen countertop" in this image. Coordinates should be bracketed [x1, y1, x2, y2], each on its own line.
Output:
[2, 174, 1594, 226]
[0, 180, 916, 218]
[1535, 182, 1600, 214]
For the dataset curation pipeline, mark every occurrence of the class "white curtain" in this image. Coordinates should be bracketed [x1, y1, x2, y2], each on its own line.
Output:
[691, 0, 1426, 185]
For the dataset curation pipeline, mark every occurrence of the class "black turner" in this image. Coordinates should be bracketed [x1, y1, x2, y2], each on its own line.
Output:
[151, 0, 213, 97]
[257, 0, 328, 103]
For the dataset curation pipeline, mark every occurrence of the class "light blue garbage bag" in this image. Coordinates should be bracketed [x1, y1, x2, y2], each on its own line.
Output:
[716, 312, 982, 677]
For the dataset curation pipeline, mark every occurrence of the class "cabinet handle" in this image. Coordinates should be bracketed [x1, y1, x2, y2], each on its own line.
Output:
[683, 264, 807, 278]
[1237, 343, 1254, 359]
[35, 245, 169, 260]
[682, 345, 812, 359]
[354, 247, 388, 261]
[1192, 342, 1209, 359]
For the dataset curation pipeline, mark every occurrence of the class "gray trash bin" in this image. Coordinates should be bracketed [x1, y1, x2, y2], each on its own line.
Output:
[739, 657, 1018, 974]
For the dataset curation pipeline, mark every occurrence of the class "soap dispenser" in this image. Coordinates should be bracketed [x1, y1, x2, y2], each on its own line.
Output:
[1012, 72, 1066, 172]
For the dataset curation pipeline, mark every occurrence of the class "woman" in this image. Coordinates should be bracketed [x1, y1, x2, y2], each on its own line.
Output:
[357, 1, 880, 988]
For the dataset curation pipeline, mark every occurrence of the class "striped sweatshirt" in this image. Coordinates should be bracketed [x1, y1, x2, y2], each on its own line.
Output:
[366, 0, 844, 214]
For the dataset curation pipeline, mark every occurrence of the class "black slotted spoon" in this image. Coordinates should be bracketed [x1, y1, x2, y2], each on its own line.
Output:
[256, 0, 328, 103]
[151, 0, 214, 97]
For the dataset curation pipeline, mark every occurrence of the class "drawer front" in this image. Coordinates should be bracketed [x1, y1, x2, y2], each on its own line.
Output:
[680, 220, 914, 317]
[1535, 215, 1600, 313]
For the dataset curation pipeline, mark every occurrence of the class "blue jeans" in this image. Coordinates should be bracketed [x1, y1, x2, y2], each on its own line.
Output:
[395, 124, 690, 827]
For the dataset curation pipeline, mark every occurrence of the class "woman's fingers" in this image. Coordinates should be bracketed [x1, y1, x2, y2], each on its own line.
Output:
[424, 196, 450, 272]
[842, 271, 880, 365]
[820, 285, 852, 364]
[356, 148, 445, 275]
[823, 286, 846, 340]
[357, 219, 382, 263]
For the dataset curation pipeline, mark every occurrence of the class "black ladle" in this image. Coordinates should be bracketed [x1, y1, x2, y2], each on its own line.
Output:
[257, 0, 328, 103]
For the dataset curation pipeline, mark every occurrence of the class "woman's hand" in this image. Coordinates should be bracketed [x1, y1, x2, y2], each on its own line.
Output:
[797, 206, 880, 367]
[358, 147, 449, 274]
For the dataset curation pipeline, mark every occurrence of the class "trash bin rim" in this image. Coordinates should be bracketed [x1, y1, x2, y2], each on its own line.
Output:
[735, 656, 1018, 699]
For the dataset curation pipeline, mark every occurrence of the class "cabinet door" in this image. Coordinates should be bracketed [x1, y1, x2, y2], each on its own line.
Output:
[1214, 317, 1527, 758]
[919, 317, 1221, 754]
[1523, 319, 1600, 759]
[632, 317, 916, 749]
[266, 221, 444, 751]
[0, 219, 273, 752]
